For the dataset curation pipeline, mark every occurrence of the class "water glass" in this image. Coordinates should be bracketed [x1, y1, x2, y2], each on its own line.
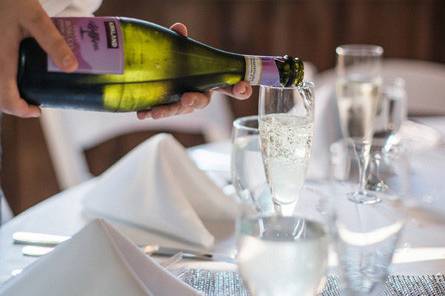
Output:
[329, 140, 406, 295]
[237, 213, 328, 296]
[231, 116, 273, 214]
[336, 44, 383, 204]
[258, 82, 315, 215]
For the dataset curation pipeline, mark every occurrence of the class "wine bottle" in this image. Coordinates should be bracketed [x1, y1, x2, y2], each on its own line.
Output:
[18, 17, 304, 112]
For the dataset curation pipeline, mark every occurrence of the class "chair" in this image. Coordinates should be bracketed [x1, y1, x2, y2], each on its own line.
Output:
[40, 93, 234, 189]
[308, 59, 445, 180]
[1, 191, 13, 224]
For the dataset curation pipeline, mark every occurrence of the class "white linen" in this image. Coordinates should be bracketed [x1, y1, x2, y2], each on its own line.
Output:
[0, 219, 199, 296]
[1, 138, 445, 286]
[82, 134, 237, 250]
[40, 0, 102, 16]
[398, 120, 443, 151]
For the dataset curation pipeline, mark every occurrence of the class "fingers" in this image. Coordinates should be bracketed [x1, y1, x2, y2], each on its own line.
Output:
[233, 81, 252, 99]
[0, 81, 41, 118]
[20, 1, 77, 72]
[137, 92, 209, 120]
[180, 92, 210, 109]
[0, 29, 41, 118]
[169, 23, 188, 37]
[215, 81, 252, 100]
[137, 103, 193, 120]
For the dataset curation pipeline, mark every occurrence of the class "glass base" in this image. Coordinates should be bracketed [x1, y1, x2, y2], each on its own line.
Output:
[366, 181, 388, 192]
[272, 200, 297, 216]
[348, 190, 382, 205]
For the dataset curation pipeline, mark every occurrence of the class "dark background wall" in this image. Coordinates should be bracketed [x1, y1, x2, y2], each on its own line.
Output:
[2, 0, 444, 214]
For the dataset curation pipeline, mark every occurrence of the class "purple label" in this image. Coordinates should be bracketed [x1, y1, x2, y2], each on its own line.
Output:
[48, 17, 124, 74]
[260, 58, 281, 86]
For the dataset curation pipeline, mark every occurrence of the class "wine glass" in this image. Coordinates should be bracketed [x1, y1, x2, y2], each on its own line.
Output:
[258, 82, 314, 216]
[236, 213, 328, 296]
[336, 44, 383, 204]
[366, 139, 410, 195]
[373, 78, 407, 151]
[231, 116, 274, 214]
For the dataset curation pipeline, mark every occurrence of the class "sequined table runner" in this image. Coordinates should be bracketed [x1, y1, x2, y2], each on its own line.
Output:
[182, 269, 445, 296]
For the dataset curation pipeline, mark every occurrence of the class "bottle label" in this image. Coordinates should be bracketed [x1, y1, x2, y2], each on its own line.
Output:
[244, 56, 281, 86]
[48, 17, 124, 74]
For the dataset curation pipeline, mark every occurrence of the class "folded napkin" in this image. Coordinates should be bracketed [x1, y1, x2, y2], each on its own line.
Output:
[82, 133, 237, 250]
[398, 120, 443, 151]
[0, 219, 200, 296]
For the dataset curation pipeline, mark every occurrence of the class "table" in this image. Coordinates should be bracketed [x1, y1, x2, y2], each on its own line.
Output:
[1, 121, 445, 286]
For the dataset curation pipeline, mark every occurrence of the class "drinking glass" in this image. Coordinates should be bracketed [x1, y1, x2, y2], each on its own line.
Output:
[373, 78, 407, 150]
[231, 116, 273, 214]
[330, 139, 410, 198]
[258, 82, 314, 216]
[329, 139, 406, 295]
[237, 213, 328, 296]
[336, 44, 383, 204]
[366, 139, 409, 195]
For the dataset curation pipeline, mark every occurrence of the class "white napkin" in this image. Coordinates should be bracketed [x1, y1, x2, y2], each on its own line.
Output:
[82, 133, 237, 250]
[398, 120, 443, 151]
[0, 219, 200, 296]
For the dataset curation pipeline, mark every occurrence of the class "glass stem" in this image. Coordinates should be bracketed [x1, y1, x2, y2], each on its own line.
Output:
[358, 147, 370, 193]
[351, 140, 371, 193]
[350, 140, 381, 204]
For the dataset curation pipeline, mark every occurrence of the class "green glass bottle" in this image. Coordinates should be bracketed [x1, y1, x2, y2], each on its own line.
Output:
[18, 17, 304, 112]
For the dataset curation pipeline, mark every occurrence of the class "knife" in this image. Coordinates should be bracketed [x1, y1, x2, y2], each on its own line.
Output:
[21, 245, 233, 262]
[13, 232, 68, 246]
[14, 232, 234, 262]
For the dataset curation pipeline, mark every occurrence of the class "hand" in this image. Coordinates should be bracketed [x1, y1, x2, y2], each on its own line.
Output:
[137, 23, 252, 120]
[0, 0, 78, 118]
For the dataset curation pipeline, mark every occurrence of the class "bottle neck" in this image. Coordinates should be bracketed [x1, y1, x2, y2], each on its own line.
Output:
[243, 56, 282, 86]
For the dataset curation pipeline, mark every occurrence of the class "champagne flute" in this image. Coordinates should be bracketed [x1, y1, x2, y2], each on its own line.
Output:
[258, 82, 315, 216]
[336, 45, 383, 204]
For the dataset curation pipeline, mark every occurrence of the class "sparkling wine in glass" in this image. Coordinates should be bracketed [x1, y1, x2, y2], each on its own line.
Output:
[258, 82, 314, 216]
[336, 45, 383, 204]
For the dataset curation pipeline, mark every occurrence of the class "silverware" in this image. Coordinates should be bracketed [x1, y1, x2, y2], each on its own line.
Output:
[14, 232, 235, 263]
[21, 245, 232, 262]
[13, 232, 68, 246]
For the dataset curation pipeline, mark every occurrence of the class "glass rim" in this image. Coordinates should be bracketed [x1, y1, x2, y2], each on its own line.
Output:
[336, 44, 384, 57]
[259, 80, 315, 91]
[233, 115, 259, 132]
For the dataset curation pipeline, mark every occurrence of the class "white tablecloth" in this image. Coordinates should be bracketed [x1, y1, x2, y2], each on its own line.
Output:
[1, 124, 445, 285]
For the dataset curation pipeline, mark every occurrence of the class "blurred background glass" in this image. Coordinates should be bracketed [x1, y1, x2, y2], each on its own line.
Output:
[373, 78, 407, 149]
[329, 139, 406, 295]
[335, 44, 383, 203]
